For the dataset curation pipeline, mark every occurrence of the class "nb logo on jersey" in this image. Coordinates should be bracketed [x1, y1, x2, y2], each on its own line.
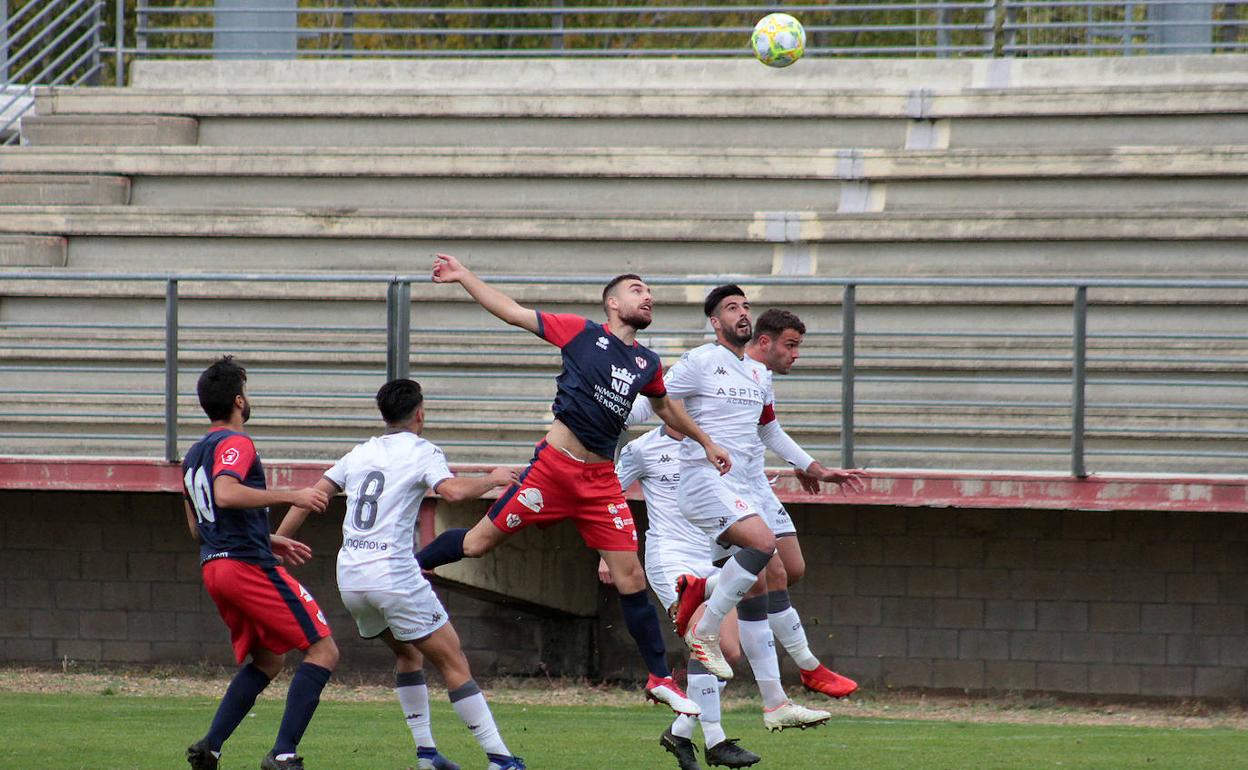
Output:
[516, 487, 544, 513]
[596, 336, 610, 350]
[610, 364, 637, 395]
[715, 366, 728, 375]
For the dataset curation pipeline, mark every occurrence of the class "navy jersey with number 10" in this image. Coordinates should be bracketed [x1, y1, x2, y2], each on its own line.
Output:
[182, 427, 276, 567]
[535, 311, 666, 458]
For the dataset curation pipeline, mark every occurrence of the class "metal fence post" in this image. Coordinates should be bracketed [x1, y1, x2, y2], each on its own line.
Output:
[841, 284, 856, 469]
[115, 0, 125, 85]
[164, 279, 179, 462]
[1, 0, 8, 82]
[552, 0, 565, 52]
[386, 280, 411, 381]
[1071, 286, 1088, 478]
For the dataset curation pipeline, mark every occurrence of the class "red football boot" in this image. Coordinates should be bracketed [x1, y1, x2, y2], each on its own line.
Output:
[800, 664, 858, 699]
[668, 573, 708, 638]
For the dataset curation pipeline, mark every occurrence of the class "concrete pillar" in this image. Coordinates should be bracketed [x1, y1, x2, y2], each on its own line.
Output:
[1149, 1, 1214, 54]
[214, 0, 297, 60]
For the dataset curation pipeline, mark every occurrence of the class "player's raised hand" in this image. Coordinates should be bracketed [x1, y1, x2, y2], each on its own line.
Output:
[487, 466, 520, 488]
[706, 442, 732, 475]
[432, 253, 470, 284]
[270, 534, 313, 567]
[291, 486, 329, 513]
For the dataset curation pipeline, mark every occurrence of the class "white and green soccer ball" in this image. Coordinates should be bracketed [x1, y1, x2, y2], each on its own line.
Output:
[751, 13, 806, 68]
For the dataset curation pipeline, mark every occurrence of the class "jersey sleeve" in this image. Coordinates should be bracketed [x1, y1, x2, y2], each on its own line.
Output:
[422, 446, 454, 490]
[535, 311, 589, 349]
[639, 359, 666, 398]
[323, 454, 349, 492]
[212, 434, 257, 481]
[758, 418, 816, 471]
[661, 352, 700, 399]
[615, 439, 647, 491]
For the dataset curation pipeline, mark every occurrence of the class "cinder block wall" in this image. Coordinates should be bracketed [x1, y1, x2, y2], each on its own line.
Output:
[3, 490, 1246, 698]
[0, 490, 591, 680]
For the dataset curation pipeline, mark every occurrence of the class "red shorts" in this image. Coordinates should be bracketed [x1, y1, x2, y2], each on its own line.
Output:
[202, 558, 332, 664]
[487, 441, 637, 551]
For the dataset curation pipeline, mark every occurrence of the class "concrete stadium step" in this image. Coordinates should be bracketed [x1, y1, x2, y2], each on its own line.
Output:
[0, 175, 130, 206]
[20, 115, 199, 147]
[0, 235, 65, 267]
[3, 146, 1245, 212]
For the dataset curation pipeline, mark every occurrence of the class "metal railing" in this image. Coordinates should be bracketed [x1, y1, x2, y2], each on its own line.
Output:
[1, 271, 1246, 477]
[2, 2, 1246, 142]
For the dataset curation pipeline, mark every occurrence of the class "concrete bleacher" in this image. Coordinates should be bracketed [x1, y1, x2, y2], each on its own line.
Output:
[1, 56, 1247, 474]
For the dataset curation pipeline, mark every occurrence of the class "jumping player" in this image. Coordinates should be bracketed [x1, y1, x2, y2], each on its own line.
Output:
[278, 378, 526, 770]
[182, 356, 337, 770]
[415, 254, 731, 716]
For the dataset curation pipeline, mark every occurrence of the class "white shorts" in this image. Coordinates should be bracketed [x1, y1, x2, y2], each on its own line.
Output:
[644, 537, 716, 611]
[757, 483, 797, 537]
[340, 581, 449, 642]
[676, 467, 766, 543]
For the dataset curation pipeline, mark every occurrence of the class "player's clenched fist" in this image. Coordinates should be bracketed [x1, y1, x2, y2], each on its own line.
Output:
[706, 442, 732, 475]
[292, 486, 329, 513]
[432, 253, 469, 284]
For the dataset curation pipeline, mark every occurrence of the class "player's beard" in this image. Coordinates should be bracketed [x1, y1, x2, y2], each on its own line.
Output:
[241, 399, 252, 424]
[724, 319, 752, 346]
[621, 307, 652, 330]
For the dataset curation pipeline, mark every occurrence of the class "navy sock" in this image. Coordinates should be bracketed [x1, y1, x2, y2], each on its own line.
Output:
[272, 661, 332, 755]
[205, 663, 271, 751]
[415, 528, 469, 569]
[619, 589, 670, 678]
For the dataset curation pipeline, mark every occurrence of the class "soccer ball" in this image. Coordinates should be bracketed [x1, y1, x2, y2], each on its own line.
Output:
[751, 13, 806, 68]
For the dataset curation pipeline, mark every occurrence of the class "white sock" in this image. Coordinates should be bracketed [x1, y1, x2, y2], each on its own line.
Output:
[695, 557, 758, 637]
[396, 679, 435, 748]
[705, 573, 720, 597]
[769, 606, 820, 671]
[688, 672, 726, 748]
[671, 714, 696, 740]
[449, 682, 509, 757]
[738, 618, 787, 710]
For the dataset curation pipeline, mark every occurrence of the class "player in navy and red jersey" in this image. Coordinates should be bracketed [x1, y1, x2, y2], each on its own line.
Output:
[416, 254, 732, 717]
[182, 356, 338, 770]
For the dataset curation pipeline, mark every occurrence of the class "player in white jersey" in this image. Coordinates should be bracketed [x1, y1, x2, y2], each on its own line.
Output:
[279, 379, 526, 770]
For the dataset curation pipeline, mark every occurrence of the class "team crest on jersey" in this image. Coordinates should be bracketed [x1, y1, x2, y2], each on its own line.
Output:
[596, 336, 610, 350]
[635, 356, 648, 369]
[516, 487, 544, 513]
[506, 513, 523, 528]
[221, 447, 241, 466]
[751, 368, 761, 383]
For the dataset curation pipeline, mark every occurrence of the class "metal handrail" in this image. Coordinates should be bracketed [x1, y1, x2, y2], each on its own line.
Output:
[0, 272, 1246, 476]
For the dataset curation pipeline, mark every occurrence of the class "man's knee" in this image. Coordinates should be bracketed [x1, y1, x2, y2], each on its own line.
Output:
[306, 636, 339, 671]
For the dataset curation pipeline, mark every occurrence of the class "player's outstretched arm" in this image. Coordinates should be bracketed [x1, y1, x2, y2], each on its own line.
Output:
[648, 395, 732, 475]
[214, 474, 329, 513]
[432, 253, 539, 334]
[276, 477, 340, 538]
[797, 462, 866, 495]
[434, 466, 520, 503]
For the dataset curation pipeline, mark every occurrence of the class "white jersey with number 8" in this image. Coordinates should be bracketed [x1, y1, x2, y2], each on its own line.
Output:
[324, 432, 454, 592]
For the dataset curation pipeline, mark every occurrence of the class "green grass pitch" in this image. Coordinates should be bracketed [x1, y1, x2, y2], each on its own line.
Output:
[0, 692, 1238, 769]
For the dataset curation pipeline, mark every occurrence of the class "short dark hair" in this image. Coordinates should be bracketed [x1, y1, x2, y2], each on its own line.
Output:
[602, 273, 644, 312]
[376, 378, 424, 425]
[703, 284, 746, 318]
[197, 355, 247, 422]
[752, 308, 806, 342]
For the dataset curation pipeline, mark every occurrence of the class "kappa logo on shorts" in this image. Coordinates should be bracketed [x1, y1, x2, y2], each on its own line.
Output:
[718, 516, 729, 528]
[297, 584, 313, 602]
[516, 487, 544, 513]
[506, 513, 523, 529]
[431, 610, 444, 624]
[221, 447, 241, 466]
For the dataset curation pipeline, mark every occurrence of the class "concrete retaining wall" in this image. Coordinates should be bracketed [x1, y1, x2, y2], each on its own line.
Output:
[3, 489, 1245, 698]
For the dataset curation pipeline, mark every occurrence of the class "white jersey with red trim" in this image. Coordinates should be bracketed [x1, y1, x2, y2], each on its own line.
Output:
[662, 342, 775, 488]
[616, 426, 708, 554]
[324, 431, 454, 592]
